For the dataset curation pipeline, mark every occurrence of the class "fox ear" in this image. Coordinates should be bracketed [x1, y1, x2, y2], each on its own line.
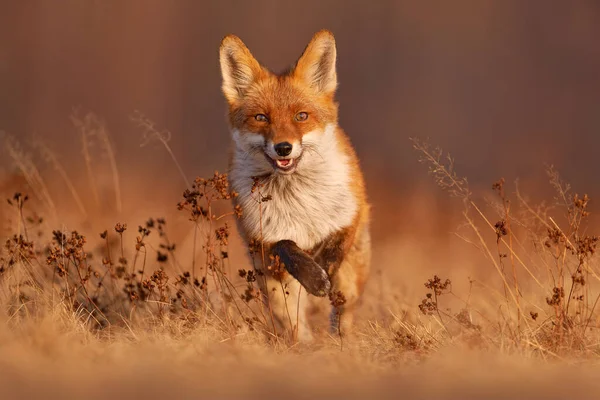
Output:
[293, 30, 337, 96]
[219, 35, 264, 104]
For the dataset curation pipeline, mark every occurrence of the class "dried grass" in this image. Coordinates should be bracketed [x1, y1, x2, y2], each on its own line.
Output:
[0, 118, 599, 398]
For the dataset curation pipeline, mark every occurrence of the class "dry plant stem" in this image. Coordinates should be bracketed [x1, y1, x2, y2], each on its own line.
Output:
[132, 232, 149, 284]
[502, 229, 544, 288]
[118, 232, 126, 271]
[103, 235, 119, 304]
[257, 189, 278, 338]
[224, 275, 260, 334]
[546, 168, 589, 336]
[16, 200, 29, 242]
[465, 211, 528, 330]
[204, 194, 223, 300]
[296, 285, 301, 341]
[75, 117, 101, 209]
[70, 111, 122, 213]
[4, 135, 57, 215]
[32, 138, 88, 218]
[472, 207, 529, 306]
[338, 313, 344, 351]
[389, 311, 443, 349]
[433, 290, 451, 336]
[249, 255, 270, 328]
[156, 138, 189, 190]
[211, 261, 243, 338]
[58, 231, 74, 310]
[216, 267, 264, 325]
[278, 280, 295, 340]
[138, 247, 148, 285]
[514, 184, 564, 287]
[506, 207, 520, 329]
[212, 257, 234, 330]
[13, 246, 44, 293]
[565, 272, 577, 317]
[583, 293, 600, 333]
[132, 111, 190, 190]
[51, 255, 57, 302]
[162, 231, 182, 272]
[203, 222, 233, 329]
[192, 223, 199, 281]
[97, 124, 122, 214]
[92, 269, 110, 299]
[16, 200, 22, 239]
[497, 182, 521, 329]
[548, 217, 600, 284]
[71, 255, 108, 324]
[496, 239, 509, 303]
[411, 138, 528, 327]
[213, 212, 236, 222]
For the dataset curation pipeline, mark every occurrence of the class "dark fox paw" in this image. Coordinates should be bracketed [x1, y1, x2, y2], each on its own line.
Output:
[271, 240, 331, 297]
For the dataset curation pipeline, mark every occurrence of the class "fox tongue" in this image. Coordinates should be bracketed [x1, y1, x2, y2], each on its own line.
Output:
[278, 159, 291, 167]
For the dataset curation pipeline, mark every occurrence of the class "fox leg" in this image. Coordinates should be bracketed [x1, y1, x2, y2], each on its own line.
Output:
[251, 247, 315, 342]
[325, 225, 371, 337]
[261, 275, 313, 342]
[255, 221, 370, 339]
[271, 240, 330, 297]
[329, 261, 360, 336]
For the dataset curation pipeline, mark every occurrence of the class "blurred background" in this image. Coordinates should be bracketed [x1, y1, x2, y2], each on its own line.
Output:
[1, 0, 600, 246]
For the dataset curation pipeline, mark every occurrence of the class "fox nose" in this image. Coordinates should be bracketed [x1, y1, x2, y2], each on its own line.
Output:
[274, 142, 293, 157]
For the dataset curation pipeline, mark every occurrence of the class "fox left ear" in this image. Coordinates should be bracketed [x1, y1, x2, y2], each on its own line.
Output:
[293, 30, 337, 96]
[219, 34, 265, 104]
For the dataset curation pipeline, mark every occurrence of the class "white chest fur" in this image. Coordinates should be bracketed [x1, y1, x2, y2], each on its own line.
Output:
[229, 124, 358, 250]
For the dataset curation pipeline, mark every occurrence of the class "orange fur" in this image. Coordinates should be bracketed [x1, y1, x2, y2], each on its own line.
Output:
[219, 30, 371, 340]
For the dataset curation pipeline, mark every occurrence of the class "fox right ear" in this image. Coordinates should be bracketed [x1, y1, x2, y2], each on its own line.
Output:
[293, 30, 338, 96]
[219, 35, 264, 104]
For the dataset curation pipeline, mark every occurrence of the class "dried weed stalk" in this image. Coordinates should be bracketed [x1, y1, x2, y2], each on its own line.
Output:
[412, 137, 600, 355]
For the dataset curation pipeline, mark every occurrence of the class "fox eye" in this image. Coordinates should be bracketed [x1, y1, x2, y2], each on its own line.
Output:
[295, 112, 308, 122]
[255, 114, 268, 122]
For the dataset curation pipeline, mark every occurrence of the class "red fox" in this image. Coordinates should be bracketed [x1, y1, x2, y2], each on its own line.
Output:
[219, 30, 371, 341]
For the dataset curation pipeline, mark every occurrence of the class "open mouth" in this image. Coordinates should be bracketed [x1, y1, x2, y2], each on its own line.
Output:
[275, 158, 294, 169]
[265, 154, 298, 173]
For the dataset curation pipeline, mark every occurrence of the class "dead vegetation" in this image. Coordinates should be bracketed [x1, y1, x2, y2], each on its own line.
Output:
[411, 137, 600, 357]
[1, 114, 600, 397]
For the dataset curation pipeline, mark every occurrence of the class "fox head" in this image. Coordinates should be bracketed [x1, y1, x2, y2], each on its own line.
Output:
[219, 30, 340, 175]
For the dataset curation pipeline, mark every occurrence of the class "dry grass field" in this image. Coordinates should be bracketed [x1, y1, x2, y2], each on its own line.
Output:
[2, 111, 600, 399]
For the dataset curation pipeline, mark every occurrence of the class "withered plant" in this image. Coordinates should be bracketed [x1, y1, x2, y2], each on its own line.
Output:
[412, 137, 600, 355]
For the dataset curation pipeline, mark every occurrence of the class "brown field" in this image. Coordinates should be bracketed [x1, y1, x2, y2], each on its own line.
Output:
[2, 117, 600, 399]
[3, 1, 600, 399]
